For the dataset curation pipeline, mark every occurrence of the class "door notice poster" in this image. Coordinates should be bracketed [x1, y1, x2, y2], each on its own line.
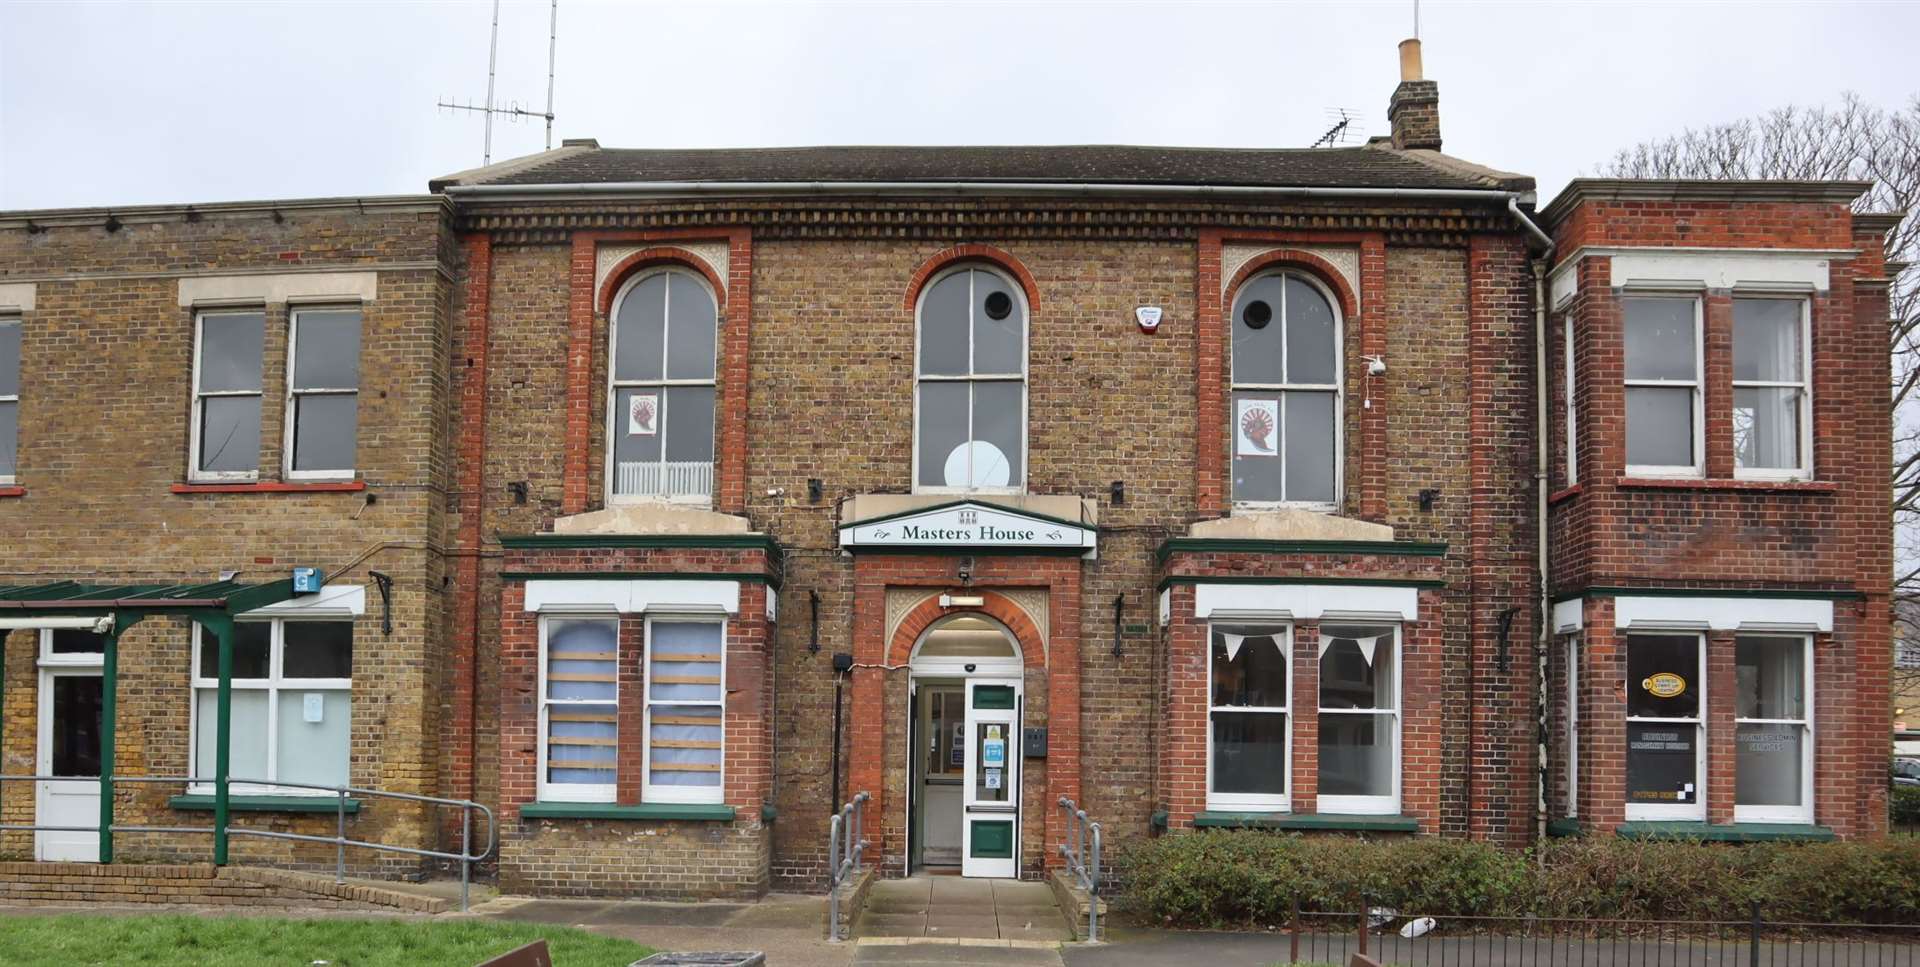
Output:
[950, 722, 965, 767]
[984, 768, 1002, 790]
[1627, 722, 1698, 803]
[627, 393, 658, 436]
[983, 725, 1006, 768]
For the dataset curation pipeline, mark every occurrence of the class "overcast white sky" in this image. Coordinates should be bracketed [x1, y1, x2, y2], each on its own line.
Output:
[1, 0, 1915, 212]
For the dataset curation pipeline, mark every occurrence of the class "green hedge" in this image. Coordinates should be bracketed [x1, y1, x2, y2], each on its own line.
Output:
[1121, 832, 1920, 929]
[1892, 786, 1920, 827]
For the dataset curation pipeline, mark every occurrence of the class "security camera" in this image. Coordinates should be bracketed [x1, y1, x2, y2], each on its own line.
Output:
[1363, 355, 1388, 376]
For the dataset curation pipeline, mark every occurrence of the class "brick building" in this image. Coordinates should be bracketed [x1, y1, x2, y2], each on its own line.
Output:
[0, 41, 1898, 899]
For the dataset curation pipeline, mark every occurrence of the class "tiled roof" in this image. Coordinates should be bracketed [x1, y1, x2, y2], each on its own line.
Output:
[432, 143, 1534, 193]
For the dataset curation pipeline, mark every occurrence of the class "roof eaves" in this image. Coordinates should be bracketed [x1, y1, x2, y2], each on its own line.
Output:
[1382, 146, 1537, 195]
[1541, 179, 1874, 227]
[429, 144, 598, 192]
[0, 195, 448, 232]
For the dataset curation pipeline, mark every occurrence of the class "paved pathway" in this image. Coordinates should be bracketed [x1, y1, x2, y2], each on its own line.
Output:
[854, 878, 1072, 944]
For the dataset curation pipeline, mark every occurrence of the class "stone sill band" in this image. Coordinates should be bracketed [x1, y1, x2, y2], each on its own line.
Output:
[170, 481, 368, 495]
[168, 794, 363, 814]
[1191, 811, 1420, 833]
[1614, 821, 1835, 842]
[1616, 478, 1839, 494]
[518, 802, 737, 822]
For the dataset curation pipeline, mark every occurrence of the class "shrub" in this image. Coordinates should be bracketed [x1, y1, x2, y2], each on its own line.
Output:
[1121, 831, 1920, 929]
[1892, 785, 1920, 828]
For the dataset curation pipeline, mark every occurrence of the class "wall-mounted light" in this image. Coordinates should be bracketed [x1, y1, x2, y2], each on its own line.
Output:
[508, 481, 528, 505]
[957, 556, 974, 584]
[1419, 488, 1440, 513]
[807, 478, 823, 503]
[1110, 480, 1126, 505]
[940, 593, 986, 608]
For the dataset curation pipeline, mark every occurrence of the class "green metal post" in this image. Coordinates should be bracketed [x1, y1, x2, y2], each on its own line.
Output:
[202, 616, 235, 867]
[98, 625, 118, 865]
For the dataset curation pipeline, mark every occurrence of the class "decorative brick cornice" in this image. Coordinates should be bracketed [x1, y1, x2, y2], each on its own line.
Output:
[459, 200, 1506, 247]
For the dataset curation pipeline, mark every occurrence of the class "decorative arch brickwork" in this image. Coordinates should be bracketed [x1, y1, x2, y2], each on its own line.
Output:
[1222, 248, 1360, 321]
[596, 247, 730, 318]
[903, 243, 1041, 313]
[886, 592, 1048, 670]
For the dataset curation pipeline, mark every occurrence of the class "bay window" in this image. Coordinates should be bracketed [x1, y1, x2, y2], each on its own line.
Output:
[914, 265, 1027, 492]
[609, 268, 718, 502]
[285, 306, 362, 478]
[1207, 623, 1290, 811]
[1622, 296, 1702, 476]
[190, 619, 352, 793]
[1625, 633, 1704, 820]
[538, 617, 619, 802]
[1317, 624, 1400, 814]
[191, 310, 265, 480]
[643, 618, 726, 804]
[1230, 271, 1340, 507]
[1735, 635, 1813, 823]
[1732, 297, 1811, 479]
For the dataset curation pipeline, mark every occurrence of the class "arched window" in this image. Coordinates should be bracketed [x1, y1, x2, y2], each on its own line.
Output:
[915, 265, 1027, 492]
[608, 267, 717, 502]
[1229, 270, 1341, 507]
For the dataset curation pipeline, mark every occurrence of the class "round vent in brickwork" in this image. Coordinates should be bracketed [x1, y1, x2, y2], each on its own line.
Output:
[983, 290, 1013, 321]
[1242, 299, 1273, 330]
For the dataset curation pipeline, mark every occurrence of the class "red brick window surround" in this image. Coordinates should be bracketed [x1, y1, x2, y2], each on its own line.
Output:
[0, 314, 19, 489]
[565, 230, 753, 516]
[1225, 269, 1346, 511]
[605, 266, 721, 506]
[1207, 622, 1295, 813]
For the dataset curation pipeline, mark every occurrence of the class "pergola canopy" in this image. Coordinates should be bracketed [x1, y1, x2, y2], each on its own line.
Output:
[0, 579, 296, 619]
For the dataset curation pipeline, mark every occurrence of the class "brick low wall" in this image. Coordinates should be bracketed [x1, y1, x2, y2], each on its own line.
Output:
[498, 816, 770, 900]
[0, 862, 449, 912]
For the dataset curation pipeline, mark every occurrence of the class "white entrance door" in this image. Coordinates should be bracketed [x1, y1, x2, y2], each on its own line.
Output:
[36, 668, 103, 862]
[959, 678, 1021, 878]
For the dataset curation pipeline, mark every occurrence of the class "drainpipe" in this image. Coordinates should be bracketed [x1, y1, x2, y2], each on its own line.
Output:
[1517, 194, 1556, 844]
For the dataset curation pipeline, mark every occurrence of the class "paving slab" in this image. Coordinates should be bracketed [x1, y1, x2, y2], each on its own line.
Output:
[854, 941, 1065, 966]
[921, 915, 1002, 939]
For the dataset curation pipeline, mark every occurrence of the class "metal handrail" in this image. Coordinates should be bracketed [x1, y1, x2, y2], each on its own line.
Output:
[1057, 796, 1103, 943]
[0, 773, 496, 912]
[825, 790, 870, 942]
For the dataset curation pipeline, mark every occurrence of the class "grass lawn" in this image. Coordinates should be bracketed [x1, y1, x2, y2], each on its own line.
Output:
[0, 913, 656, 967]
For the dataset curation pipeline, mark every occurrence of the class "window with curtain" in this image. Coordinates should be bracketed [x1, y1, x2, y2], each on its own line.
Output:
[1625, 633, 1704, 820]
[191, 310, 265, 480]
[1732, 298, 1809, 478]
[609, 268, 717, 502]
[191, 619, 352, 794]
[1230, 271, 1340, 507]
[1622, 296, 1701, 475]
[1207, 623, 1290, 810]
[0, 316, 18, 483]
[1735, 635, 1812, 822]
[286, 307, 362, 478]
[645, 620, 726, 803]
[1317, 623, 1399, 813]
[915, 265, 1026, 492]
[539, 617, 619, 802]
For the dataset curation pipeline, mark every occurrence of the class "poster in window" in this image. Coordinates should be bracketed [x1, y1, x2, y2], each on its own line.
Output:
[1627, 722, 1697, 803]
[627, 393, 658, 437]
[1236, 399, 1279, 456]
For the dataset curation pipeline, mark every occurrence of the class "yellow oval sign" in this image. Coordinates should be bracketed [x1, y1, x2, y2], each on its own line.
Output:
[1642, 672, 1687, 698]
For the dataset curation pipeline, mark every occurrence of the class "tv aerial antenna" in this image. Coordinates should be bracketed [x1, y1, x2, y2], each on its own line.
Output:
[1310, 108, 1365, 148]
[437, 0, 559, 166]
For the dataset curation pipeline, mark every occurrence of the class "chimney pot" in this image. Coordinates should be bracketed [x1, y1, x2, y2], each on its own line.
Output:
[1399, 38, 1424, 82]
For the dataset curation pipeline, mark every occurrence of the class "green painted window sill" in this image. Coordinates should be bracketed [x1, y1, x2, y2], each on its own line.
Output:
[1616, 821, 1834, 842]
[168, 795, 361, 814]
[520, 802, 736, 822]
[1193, 811, 1420, 833]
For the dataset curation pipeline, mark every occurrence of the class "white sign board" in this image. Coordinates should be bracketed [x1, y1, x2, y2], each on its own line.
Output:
[838, 501, 1096, 554]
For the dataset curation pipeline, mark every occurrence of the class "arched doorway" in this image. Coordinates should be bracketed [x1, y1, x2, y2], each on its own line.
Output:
[908, 613, 1023, 878]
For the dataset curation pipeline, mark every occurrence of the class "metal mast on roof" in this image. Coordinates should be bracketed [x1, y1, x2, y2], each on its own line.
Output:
[437, 0, 559, 165]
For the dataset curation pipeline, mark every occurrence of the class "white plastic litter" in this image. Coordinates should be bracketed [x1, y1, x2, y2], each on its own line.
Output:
[1401, 916, 1438, 938]
[1367, 906, 1398, 928]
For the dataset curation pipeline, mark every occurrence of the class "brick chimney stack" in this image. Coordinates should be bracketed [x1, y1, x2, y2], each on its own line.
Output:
[1388, 38, 1442, 151]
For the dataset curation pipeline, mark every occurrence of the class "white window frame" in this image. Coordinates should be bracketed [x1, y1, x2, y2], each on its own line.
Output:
[1731, 295, 1814, 482]
[641, 614, 727, 805]
[604, 267, 720, 507]
[1315, 623, 1401, 816]
[188, 308, 265, 482]
[1733, 633, 1815, 825]
[1624, 631, 1707, 822]
[1204, 621, 1293, 813]
[536, 613, 620, 804]
[1566, 635, 1580, 818]
[911, 264, 1029, 496]
[282, 304, 362, 481]
[187, 618, 353, 797]
[1564, 315, 1578, 486]
[1621, 294, 1705, 479]
[1229, 270, 1345, 512]
[37, 628, 104, 668]
[0, 315, 18, 486]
